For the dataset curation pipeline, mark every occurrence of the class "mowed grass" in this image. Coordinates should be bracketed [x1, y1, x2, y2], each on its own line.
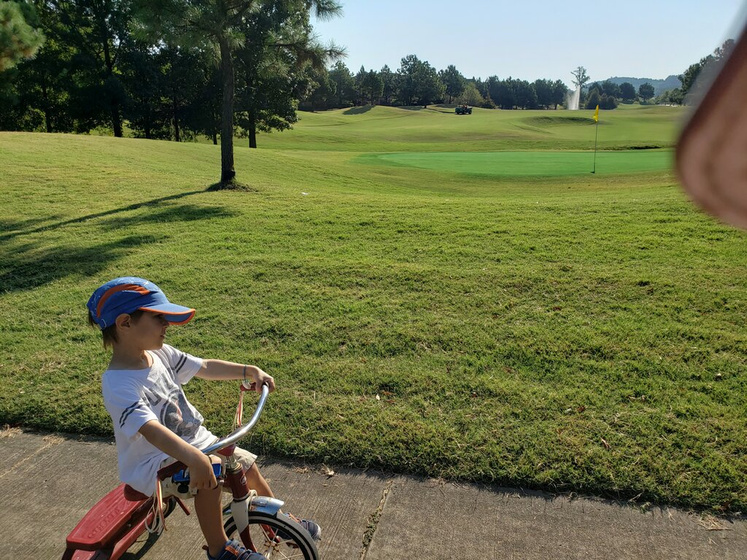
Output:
[1, 105, 745, 513]
[362, 150, 671, 176]
[256, 104, 682, 152]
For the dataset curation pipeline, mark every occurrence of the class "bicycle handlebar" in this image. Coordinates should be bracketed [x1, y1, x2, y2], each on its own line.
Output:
[202, 383, 270, 456]
[157, 383, 270, 480]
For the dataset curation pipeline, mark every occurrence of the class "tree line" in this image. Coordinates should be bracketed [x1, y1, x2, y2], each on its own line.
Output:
[303, 57, 571, 111]
[1, 0, 343, 185]
[304, 38, 737, 112]
[0, 1, 738, 183]
[566, 39, 735, 111]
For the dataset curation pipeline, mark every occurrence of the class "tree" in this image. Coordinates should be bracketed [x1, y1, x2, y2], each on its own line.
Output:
[379, 64, 395, 105]
[360, 69, 382, 105]
[328, 60, 354, 107]
[599, 80, 620, 99]
[514, 79, 537, 109]
[551, 79, 568, 109]
[353, 65, 366, 104]
[183, 60, 222, 143]
[37, 0, 131, 136]
[585, 88, 600, 110]
[396, 54, 443, 105]
[0, 1, 44, 72]
[491, 77, 517, 109]
[169, 48, 210, 142]
[455, 81, 483, 107]
[599, 93, 617, 110]
[7, 29, 75, 132]
[657, 87, 683, 105]
[134, 0, 342, 186]
[234, 3, 342, 147]
[439, 64, 465, 103]
[117, 39, 171, 139]
[619, 82, 636, 102]
[679, 39, 735, 105]
[638, 82, 654, 103]
[483, 76, 501, 108]
[302, 64, 335, 111]
[570, 66, 589, 90]
[533, 78, 553, 109]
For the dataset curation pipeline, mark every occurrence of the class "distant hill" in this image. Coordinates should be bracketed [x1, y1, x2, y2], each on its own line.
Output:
[604, 75, 681, 95]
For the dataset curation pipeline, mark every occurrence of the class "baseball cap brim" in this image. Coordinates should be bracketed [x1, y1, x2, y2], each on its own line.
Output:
[139, 303, 196, 325]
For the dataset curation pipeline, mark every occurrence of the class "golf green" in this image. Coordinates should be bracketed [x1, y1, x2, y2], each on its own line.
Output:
[364, 150, 672, 176]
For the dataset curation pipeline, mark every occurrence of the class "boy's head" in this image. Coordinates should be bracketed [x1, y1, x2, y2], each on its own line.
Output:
[87, 277, 195, 347]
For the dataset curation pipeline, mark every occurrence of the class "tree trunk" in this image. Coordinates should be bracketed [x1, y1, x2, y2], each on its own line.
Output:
[111, 99, 123, 138]
[144, 106, 151, 139]
[173, 94, 180, 142]
[41, 78, 52, 133]
[248, 111, 257, 149]
[101, 30, 122, 137]
[219, 36, 235, 184]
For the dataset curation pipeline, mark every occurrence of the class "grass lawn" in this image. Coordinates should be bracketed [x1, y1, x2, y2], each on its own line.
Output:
[1, 105, 745, 512]
[362, 150, 672, 176]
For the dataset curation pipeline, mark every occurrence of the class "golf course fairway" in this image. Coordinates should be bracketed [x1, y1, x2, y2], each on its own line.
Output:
[363, 150, 672, 176]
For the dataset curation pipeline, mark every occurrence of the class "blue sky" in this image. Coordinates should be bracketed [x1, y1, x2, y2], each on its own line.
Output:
[313, 1, 746, 87]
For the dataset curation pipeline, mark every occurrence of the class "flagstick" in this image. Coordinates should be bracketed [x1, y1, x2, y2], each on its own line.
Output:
[591, 116, 599, 174]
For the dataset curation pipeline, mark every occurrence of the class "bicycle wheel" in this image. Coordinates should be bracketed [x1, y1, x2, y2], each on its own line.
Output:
[224, 510, 319, 560]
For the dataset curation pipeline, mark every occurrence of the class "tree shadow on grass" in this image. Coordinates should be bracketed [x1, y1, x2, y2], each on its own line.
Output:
[0, 190, 207, 242]
[99, 204, 237, 229]
[0, 235, 165, 292]
[0, 216, 65, 233]
[343, 105, 374, 115]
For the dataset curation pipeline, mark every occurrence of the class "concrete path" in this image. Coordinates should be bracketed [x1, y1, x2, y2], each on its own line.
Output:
[1, 429, 745, 559]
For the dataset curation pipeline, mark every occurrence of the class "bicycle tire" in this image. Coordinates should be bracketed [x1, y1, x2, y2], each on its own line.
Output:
[163, 496, 178, 518]
[224, 510, 319, 560]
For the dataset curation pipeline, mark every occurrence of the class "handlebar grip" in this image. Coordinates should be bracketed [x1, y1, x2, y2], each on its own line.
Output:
[157, 461, 186, 480]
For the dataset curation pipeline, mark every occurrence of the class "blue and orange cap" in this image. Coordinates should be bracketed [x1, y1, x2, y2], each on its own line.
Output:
[87, 277, 195, 329]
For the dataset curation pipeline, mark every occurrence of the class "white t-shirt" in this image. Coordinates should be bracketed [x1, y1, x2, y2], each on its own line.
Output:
[102, 344, 216, 494]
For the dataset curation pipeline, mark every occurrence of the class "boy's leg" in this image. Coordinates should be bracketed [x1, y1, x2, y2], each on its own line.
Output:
[244, 463, 274, 498]
[160, 455, 230, 558]
[229, 447, 273, 498]
[232, 447, 321, 543]
[194, 483, 231, 558]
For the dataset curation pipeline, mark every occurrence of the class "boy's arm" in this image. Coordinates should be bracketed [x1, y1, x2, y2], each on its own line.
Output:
[138, 420, 217, 490]
[195, 359, 276, 393]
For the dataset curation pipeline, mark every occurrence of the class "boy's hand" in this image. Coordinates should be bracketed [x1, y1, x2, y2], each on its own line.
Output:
[139, 420, 220, 491]
[186, 454, 220, 491]
[250, 366, 275, 393]
[197, 360, 276, 393]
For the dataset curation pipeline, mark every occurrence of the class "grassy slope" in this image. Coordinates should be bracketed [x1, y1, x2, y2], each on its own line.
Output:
[1, 106, 745, 512]
[256, 104, 683, 152]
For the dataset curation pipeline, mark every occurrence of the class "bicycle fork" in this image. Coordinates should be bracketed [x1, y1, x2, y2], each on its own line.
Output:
[224, 461, 285, 549]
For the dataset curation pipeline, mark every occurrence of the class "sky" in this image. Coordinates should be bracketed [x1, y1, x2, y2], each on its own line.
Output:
[312, 1, 746, 88]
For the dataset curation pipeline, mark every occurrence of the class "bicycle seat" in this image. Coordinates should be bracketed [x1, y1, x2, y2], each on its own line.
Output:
[123, 484, 150, 501]
[65, 484, 148, 550]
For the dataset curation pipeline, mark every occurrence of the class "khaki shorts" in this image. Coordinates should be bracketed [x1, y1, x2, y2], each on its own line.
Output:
[159, 445, 257, 499]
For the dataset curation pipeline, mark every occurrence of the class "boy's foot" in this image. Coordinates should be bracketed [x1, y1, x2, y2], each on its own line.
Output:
[278, 512, 322, 542]
[208, 539, 266, 560]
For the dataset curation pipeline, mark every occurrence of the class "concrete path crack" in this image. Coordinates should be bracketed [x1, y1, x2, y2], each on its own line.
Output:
[359, 479, 394, 559]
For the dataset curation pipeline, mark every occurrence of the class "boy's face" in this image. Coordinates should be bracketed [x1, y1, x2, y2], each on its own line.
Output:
[123, 311, 170, 350]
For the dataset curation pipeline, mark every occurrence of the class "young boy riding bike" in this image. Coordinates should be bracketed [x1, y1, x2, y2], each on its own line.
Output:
[87, 276, 320, 560]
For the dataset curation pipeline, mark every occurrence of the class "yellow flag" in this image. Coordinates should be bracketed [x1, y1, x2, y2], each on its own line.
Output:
[593, 105, 599, 122]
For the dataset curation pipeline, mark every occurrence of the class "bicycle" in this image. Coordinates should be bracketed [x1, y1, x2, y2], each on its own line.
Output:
[62, 384, 319, 560]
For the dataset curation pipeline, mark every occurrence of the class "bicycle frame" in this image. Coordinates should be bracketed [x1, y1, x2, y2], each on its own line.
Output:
[62, 384, 280, 560]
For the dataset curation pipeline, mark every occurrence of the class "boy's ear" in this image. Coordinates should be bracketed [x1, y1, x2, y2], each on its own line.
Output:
[115, 313, 132, 330]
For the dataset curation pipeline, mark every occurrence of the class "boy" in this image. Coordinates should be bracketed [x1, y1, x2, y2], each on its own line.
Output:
[87, 277, 320, 560]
